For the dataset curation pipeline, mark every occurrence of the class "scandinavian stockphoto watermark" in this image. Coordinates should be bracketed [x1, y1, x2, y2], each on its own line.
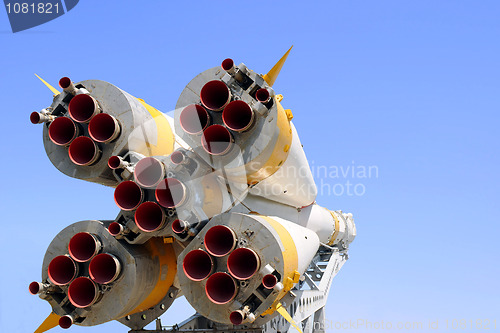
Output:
[310, 160, 379, 197]
[3, 0, 79, 33]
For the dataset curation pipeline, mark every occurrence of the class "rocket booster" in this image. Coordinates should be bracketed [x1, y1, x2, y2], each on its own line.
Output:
[29, 50, 355, 332]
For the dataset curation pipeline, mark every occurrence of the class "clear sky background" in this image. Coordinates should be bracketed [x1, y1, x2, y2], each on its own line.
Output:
[1, 1, 499, 332]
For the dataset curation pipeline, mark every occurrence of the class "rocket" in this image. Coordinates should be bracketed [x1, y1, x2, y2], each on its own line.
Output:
[29, 48, 356, 333]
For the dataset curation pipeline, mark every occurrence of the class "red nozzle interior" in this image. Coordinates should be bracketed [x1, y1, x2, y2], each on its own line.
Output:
[205, 272, 237, 304]
[59, 77, 71, 89]
[204, 225, 237, 257]
[182, 249, 213, 281]
[170, 151, 185, 165]
[68, 94, 98, 123]
[68, 136, 100, 166]
[255, 88, 270, 103]
[179, 104, 209, 134]
[134, 202, 165, 232]
[59, 315, 73, 329]
[48, 255, 77, 286]
[221, 58, 234, 71]
[108, 222, 123, 236]
[30, 112, 41, 124]
[68, 232, 100, 262]
[89, 253, 120, 284]
[108, 156, 122, 169]
[227, 248, 260, 280]
[68, 277, 98, 308]
[88, 113, 120, 143]
[201, 125, 233, 155]
[262, 274, 278, 289]
[29, 282, 40, 295]
[134, 157, 165, 188]
[172, 219, 187, 234]
[114, 181, 143, 211]
[229, 311, 244, 325]
[155, 178, 186, 208]
[200, 80, 231, 111]
[222, 100, 254, 132]
[48, 117, 77, 146]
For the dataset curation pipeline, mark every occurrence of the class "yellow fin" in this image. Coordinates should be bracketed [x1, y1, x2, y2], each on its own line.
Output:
[276, 302, 303, 333]
[35, 74, 60, 95]
[34, 312, 60, 333]
[262, 46, 293, 87]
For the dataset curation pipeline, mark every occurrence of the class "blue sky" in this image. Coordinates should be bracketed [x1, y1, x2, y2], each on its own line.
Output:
[1, 1, 499, 332]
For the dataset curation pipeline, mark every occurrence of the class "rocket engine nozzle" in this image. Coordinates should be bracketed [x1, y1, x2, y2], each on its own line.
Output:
[114, 181, 143, 211]
[59, 77, 77, 95]
[201, 125, 233, 155]
[68, 232, 101, 262]
[255, 88, 271, 103]
[67, 277, 99, 308]
[227, 248, 260, 280]
[134, 202, 166, 232]
[134, 157, 165, 188]
[88, 113, 120, 143]
[262, 274, 278, 289]
[59, 315, 73, 329]
[205, 272, 237, 304]
[180, 104, 210, 135]
[200, 80, 231, 111]
[221, 58, 235, 75]
[47, 255, 77, 286]
[68, 94, 100, 123]
[204, 225, 237, 257]
[30, 111, 54, 124]
[172, 219, 188, 234]
[89, 253, 121, 284]
[182, 249, 213, 281]
[68, 136, 101, 166]
[48, 117, 79, 146]
[222, 100, 254, 132]
[155, 178, 187, 208]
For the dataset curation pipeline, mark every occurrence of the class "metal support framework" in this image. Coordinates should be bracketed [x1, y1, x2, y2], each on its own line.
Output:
[131, 246, 348, 333]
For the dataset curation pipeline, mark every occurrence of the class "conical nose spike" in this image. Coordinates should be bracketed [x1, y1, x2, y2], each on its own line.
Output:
[262, 46, 293, 87]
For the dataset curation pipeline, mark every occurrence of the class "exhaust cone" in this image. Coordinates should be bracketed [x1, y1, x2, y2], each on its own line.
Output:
[183, 249, 213, 281]
[48, 117, 78, 146]
[180, 104, 209, 134]
[89, 253, 121, 284]
[222, 100, 254, 132]
[201, 125, 233, 155]
[47, 255, 77, 286]
[134, 202, 166, 232]
[134, 157, 165, 188]
[227, 248, 260, 280]
[68, 277, 99, 308]
[88, 113, 120, 143]
[204, 225, 237, 257]
[59, 315, 73, 329]
[114, 181, 143, 211]
[68, 232, 101, 262]
[68, 94, 100, 123]
[205, 272, 237, 304]
[155, 178, 187, 208]
[68, 136, 101, 166]
[200, 80, 231, 111]
[262, 274, 278, 289]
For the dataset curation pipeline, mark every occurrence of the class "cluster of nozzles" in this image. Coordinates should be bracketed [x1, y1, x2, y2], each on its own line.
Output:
[179, 58, 271, 156]
[30, 77, 121, 166]
[110, 155, 189, 235]
[29, 232, 121, 329]
[182, 225, 279, 325]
